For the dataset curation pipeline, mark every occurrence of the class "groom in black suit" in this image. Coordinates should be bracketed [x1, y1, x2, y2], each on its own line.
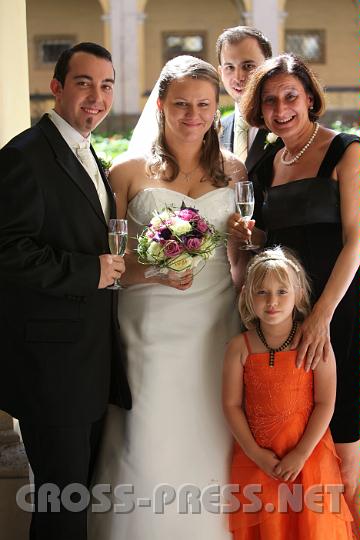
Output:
[217, 26, 283, 176]
[0, 42, 131, 540]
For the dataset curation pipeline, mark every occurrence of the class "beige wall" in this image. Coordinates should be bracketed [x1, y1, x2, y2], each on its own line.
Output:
[0, 0, 30, 146]
[285, 0, 358, 111]
[27, 0, 104, 95]
[144, 0, 240, 95]
[25, 0, 357, 123]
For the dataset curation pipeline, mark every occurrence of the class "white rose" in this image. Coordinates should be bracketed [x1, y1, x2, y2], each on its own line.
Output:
[167, 253, 192, 271]
[169, 218, 192, 236]
[147, 241, 164, 261]
[266, 132, 278, 145]
[150, 210, 172, 229]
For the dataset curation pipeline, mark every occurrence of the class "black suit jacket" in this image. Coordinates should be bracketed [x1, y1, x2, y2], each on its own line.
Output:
[0, 115, 131, 426]
[219, 112, 284, 177]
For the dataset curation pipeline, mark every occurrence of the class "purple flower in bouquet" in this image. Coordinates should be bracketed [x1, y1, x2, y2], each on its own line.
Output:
[164, 240, 184, 257]
[185, 237, 202, 250]
[178, 208, 200, 221]
[196, 219, 209, 233]
[159, 227, 172, 240]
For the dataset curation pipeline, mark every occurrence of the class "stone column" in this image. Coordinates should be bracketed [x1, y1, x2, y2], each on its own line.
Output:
[109, 0, 140, 116]
[0, 0, 30, 479]
[0, 0, 30, 147]
[0, 0, 29, 477]
[0, 2, 31, 536]
[243, 0, 288, 55]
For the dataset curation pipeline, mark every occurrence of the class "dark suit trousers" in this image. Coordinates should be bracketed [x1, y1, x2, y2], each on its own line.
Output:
[19, 415, 105, 540]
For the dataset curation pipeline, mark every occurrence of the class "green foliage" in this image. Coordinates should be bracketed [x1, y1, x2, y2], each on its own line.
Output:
[91, 133, 130, 160]
[331, 121, 360, 137]
[219, 104, 235, 118]
[91, 120, 359, 160]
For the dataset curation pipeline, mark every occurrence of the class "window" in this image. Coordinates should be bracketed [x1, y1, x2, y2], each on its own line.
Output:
[35, 36, 76, 67]
[162, 32, 207, 63]
[285, 30, 325, 64]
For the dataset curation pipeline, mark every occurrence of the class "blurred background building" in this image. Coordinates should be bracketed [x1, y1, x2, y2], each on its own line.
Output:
[24, 0, 358, 130]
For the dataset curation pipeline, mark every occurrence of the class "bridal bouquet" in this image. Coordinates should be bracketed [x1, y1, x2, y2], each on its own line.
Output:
[136, 203, 225, 275]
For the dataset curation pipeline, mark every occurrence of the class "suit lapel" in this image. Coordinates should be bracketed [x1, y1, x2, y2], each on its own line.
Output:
[246, 129, 284, 176]
[38, 115, 107, 226]
[245, 129, 268, 174]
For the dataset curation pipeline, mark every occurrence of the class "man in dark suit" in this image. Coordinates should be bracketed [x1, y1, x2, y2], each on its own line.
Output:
[0, 42, 131, 540]
[217, 26, 282, 176]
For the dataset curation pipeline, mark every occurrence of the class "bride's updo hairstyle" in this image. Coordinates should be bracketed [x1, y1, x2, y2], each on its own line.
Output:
[148, 55, 230, 187]
[239, 246, 311, 329]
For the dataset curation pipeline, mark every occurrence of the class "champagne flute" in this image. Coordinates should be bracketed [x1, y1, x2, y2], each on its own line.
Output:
[108, 219, 128, 290]
[234, 181, 259, 250]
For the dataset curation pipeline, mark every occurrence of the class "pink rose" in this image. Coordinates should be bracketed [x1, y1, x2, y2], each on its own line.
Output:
[185, 237, 202, 250]
[178, 209, 199, 221]
[196, 219, 208, 233]
[164, 240, 184, 257]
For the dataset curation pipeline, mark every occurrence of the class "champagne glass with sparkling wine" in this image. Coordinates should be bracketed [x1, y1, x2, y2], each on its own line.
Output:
[108, 219, 128, 289]
[234, 181, 259, 250]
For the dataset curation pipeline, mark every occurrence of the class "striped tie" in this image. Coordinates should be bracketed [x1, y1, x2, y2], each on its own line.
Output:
[76, 144, 110, 221]
[234, 116, 249, 163]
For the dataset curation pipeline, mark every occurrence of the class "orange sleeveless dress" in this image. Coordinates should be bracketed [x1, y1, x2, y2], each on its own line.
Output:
[229, 333, 353, 540]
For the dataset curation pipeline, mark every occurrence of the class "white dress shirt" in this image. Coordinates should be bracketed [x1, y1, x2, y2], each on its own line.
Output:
[47, 109, 110, 221]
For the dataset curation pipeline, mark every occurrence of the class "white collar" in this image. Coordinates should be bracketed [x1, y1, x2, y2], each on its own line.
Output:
[47, 109, 91, 150]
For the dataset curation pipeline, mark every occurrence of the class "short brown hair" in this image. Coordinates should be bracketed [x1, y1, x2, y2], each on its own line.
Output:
[239, 246, 311, 329]
[242, 53, 326, 127]
[216, 26, 272, 64]
[53, 42, 113, 86]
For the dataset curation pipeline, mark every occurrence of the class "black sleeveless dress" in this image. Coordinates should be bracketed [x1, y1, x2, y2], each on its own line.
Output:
[253, 133, 359, 443]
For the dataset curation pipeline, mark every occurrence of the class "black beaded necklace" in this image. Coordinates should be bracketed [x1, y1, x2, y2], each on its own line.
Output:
[256, 320, 298, 367]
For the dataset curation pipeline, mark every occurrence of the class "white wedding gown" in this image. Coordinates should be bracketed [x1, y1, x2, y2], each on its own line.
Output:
[89, 187, 240, 540]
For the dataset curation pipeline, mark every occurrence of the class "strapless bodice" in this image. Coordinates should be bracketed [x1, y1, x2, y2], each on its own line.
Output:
[126, 187, 235, 244]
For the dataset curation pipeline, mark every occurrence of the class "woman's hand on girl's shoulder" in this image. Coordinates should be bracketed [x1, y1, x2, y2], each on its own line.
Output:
[293, 310, 331, 371]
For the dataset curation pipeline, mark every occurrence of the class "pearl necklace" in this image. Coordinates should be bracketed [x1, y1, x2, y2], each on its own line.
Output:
[281, 122, 319, 166]
[256, 320, 298, 367]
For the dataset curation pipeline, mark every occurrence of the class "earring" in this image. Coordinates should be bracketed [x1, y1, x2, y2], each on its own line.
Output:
[213, 109, 221, 128]
[309, 105, 314, 110]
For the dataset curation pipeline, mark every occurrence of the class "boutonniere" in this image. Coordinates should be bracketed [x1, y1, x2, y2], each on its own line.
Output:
[99, 157, 113, 178]
[264, 132, 279, 149]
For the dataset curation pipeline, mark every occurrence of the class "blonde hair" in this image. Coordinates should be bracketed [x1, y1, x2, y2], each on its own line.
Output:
[239, 246, 311, 329]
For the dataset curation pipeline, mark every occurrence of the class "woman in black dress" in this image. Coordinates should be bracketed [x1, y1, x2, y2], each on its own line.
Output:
[229, 54, 359, 535]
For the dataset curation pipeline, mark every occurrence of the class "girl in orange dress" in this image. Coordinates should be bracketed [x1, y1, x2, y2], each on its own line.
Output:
[222, 246, 352, 540]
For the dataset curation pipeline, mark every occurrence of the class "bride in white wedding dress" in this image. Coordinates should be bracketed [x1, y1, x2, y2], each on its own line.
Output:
[89, 55, 247, 540]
